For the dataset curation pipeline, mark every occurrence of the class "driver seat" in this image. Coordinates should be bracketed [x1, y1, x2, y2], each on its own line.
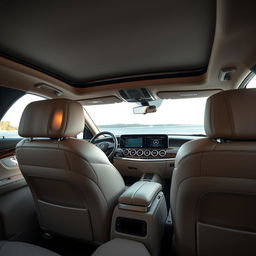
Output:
[16, 98, 125, 243]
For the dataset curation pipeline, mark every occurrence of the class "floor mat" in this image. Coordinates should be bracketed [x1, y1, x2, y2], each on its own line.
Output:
[35, 234, 98, 256]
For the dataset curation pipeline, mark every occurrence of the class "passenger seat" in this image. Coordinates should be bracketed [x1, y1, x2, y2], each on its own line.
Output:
[0, 241, 60, 256]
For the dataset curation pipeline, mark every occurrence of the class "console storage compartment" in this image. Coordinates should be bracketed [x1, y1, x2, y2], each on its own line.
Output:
[111, 181, 167, 256]
[118, 181, 162, 212]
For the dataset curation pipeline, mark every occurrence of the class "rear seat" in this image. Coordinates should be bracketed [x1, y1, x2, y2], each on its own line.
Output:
[0, 241, 60, 256]
[92, 238, 150, 256]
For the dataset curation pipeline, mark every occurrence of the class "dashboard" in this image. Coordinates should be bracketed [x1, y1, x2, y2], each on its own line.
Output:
[113, 134, 202, 179]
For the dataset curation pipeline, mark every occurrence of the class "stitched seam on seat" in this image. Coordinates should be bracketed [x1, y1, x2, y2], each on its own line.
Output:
[131, 182, 146, 204]
[200, 152, 203, 176]
[62, 102, 69, 137]
[210, 97, 213, 136]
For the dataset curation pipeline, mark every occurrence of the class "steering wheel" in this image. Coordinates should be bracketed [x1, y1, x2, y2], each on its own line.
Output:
[90, 131, 118, 160]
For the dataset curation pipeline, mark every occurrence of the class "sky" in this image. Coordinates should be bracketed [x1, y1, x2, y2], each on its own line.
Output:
[246, 75, 256, 88]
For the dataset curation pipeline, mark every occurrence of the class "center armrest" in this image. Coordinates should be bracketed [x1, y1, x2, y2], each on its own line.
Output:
[113, 181, 167, 255]
[118, 181, 162, 208]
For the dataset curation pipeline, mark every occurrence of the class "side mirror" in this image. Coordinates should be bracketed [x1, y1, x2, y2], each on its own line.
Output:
[133, 105, 157, 114]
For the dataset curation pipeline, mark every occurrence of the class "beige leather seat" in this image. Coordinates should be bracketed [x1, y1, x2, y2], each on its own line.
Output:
[171, 89, 256, 256]
[0, 241, 60, 256]
[92, 238, 150, 256]
[16, 99, 125, 243]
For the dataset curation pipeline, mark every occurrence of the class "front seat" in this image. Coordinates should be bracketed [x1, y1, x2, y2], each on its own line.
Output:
[171, 89, 256, 256]
[16, 98, 125, 243]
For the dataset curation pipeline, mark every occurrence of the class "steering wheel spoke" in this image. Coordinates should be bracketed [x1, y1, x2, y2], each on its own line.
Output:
[107, 142, 115, 148]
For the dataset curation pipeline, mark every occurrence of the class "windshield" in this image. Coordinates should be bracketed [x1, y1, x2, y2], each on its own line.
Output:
[85, 98, 207, 135]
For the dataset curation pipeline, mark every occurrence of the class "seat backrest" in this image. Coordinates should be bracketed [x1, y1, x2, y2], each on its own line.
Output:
[16, 99, 125, 243]
[171, 89, 256, 256]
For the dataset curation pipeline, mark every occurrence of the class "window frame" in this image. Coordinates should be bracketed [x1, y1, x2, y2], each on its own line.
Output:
[0, 92, 45, 139]
[239, 72, 255, 88]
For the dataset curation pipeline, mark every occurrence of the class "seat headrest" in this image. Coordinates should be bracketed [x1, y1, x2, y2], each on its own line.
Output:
[19, 98, 85, 138]
[205, 89, 256, 140]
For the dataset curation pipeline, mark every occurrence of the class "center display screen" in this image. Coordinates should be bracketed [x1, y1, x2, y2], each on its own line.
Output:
[145, 135, 168, 148]
[120, 135, 168, 148]
[123, 136, 143, 148]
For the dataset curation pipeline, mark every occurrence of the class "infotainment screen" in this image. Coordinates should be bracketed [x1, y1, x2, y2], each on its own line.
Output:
[145, 135, 168, 148]
[123, 136, 143, 148]
[120, 135, 168, 148]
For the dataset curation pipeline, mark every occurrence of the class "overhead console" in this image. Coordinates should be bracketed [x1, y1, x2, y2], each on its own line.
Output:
[118, 88, 154, 102]
[118, 134, 175, 159]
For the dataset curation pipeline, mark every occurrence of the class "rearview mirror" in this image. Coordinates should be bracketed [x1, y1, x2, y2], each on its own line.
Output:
[133, 105, 157, 114]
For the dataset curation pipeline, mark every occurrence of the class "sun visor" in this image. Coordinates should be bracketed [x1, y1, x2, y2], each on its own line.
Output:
[80, 96, 122, 105]
[157, 90, 221, 99]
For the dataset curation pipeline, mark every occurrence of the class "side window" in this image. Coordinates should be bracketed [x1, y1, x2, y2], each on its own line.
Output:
[246, 75, 256, 88]
[0, 94, 44, 138]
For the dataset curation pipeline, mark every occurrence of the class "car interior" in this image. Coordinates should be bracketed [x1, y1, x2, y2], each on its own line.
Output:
[1, 0, 256, 255]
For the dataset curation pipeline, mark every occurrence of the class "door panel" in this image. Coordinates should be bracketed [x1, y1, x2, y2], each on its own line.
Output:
[0, 138, 21, 159]
[0, 154, 25, 195]
[0, 137, 24, 194]
[0, 138, 22, 150]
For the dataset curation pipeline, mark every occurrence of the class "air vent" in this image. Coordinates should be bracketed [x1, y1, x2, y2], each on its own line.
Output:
[118, 88, 154, 102]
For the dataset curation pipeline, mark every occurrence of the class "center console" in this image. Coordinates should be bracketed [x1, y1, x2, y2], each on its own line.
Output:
[111, 181, 167, 256]
[114, 134, 176, 179]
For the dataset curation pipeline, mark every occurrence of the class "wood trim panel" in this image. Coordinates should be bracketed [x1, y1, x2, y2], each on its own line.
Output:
[0, 148, 16, 159]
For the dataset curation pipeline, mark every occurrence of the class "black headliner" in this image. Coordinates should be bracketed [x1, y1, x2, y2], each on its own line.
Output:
[0, 0, 216, 88]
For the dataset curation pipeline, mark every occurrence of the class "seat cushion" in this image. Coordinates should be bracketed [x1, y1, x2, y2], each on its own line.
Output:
[0, 241, 60, 256]
[92, 238, 150, 256]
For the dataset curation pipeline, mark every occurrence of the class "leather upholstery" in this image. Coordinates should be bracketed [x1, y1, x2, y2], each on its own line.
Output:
[92, 238, 150, 256]
[205, 89, 256, 140]
[171, 89, 256, 256]
[0, 241, 60, 256]
[119, 181, 162, 207]
[18, 98, 85, 138]
[16, 99, 125, 243]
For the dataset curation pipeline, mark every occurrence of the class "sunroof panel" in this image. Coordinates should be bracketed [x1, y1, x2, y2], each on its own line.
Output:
[0, 0, 216, 87]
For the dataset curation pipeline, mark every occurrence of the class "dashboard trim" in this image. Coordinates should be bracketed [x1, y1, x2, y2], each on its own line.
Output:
[114, 156, 175, 162]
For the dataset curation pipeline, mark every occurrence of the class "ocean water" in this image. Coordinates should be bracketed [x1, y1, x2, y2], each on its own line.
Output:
[0, 125, 205, 139]
[98, 124, 205, 135]
[0, 131, 19, 139]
